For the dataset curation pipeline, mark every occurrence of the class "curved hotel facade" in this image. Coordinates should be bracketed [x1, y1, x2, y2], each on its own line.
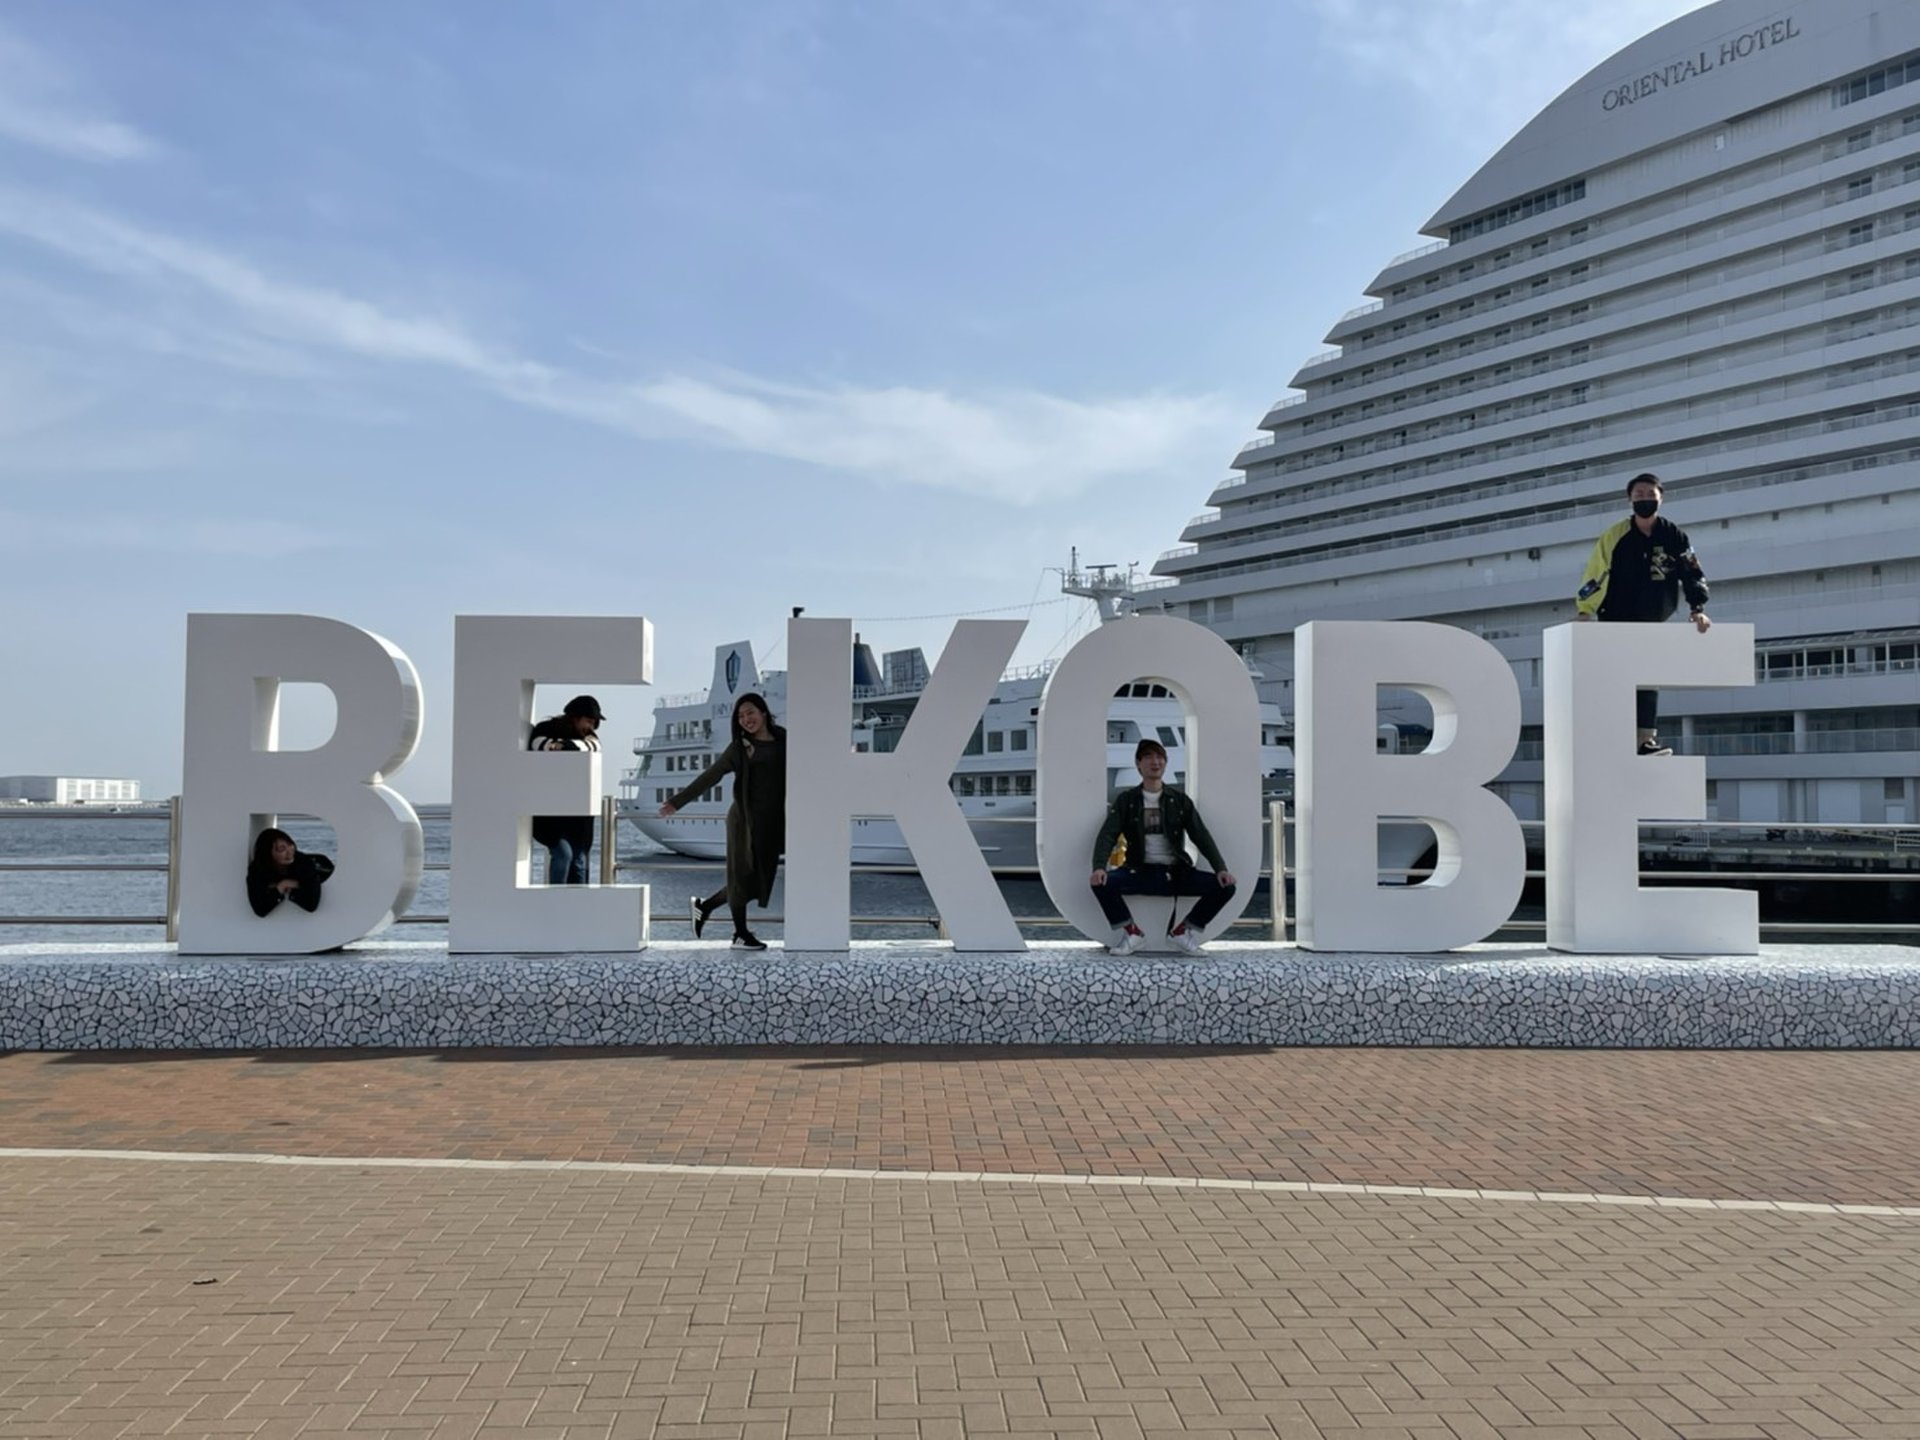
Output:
[1154, 0, 1920, 828]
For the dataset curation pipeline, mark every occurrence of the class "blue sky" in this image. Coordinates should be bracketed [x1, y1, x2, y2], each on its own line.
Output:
[0, 0, 1710, 799]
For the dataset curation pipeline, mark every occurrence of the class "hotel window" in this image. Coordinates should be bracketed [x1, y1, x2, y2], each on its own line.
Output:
[1849, 221, 1877, 246]
[1847, 128, 1873, 153]
[1849, 176, 1875, 201]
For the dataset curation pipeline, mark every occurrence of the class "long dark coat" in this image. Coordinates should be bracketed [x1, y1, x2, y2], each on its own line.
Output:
[668, 727, 786, 908]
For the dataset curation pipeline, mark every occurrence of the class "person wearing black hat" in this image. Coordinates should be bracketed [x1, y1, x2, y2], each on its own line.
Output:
[529, 694, 606, 885]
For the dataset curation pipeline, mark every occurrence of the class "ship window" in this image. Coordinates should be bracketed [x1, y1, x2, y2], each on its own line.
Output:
[1157, 726, 1179, 746]
[1108, 724, 1127, 743]
[987, 731, 1004, 753]
[1014, 774, 1033, 797]
[955, 776, 976, 797]
[1010, 730, 1028, 751]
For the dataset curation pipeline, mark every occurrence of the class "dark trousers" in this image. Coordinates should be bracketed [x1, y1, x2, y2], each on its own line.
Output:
[699, 885, 750, 938]
[1602, 614, 1661, 730]
[1092, 865, 1235, 933]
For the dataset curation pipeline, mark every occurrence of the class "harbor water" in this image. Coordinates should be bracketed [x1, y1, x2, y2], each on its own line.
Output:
[0, 813, 1280, 947]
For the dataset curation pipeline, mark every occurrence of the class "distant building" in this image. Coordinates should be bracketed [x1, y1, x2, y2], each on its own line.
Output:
[0, 776, 143, 804]
[1153, 0, 1920, 828]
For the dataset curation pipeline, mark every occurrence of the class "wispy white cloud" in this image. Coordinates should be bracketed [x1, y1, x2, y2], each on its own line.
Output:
[1307, 0, 1716, 138]
[0, 190, 1234, 505]
[0, 507, 338, 557]
[0, 24, 159, 162]
[624, 372, 1231, 505]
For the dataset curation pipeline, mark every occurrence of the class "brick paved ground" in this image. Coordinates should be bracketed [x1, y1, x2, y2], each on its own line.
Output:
[2, 1154, 1917, 1439]
[2, 1048, 1919, 1204]
[4, 1048, 1919, 1437]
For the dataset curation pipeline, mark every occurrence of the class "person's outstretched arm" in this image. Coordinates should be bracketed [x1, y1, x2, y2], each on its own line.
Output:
[662, 742, 738, 816]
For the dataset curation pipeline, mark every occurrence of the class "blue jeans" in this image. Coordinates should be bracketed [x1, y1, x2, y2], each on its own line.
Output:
[545, 837, 590, 886]
[1092, 865, 1235, 932]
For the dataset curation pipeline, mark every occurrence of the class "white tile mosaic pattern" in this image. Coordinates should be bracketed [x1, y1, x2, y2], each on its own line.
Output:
[2, 940, 1917, 1051]
[0, 940, 1912, 1052]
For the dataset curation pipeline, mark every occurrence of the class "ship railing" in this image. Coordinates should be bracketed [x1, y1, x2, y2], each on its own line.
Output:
[652, 690, 709, 709]
[1386, 239, 1449, 268]
[4, 805, 1915, 941]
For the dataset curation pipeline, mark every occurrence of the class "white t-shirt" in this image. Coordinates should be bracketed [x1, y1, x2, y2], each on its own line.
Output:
[1140, 789, 1177, 866]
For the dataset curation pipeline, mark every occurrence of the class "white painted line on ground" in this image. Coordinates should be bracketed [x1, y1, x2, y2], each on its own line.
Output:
[1, 1147, 1915, 1218]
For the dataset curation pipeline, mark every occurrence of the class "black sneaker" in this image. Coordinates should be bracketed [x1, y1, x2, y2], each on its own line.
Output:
[1637, 737, 1673, 757]
[692, 896, 714, 939]
[731, 932, 768, 951]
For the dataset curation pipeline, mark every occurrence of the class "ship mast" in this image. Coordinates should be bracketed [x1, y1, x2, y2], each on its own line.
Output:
[1059, 547, 1143, 624]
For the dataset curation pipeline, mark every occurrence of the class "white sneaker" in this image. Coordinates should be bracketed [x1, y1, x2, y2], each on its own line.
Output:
[1108, 927, 1145, 956]
[1168, 928, 1206, 957]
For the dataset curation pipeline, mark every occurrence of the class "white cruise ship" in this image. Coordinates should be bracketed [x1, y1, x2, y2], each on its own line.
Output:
[1150, 0, 1919, 837]
[617, 560, 1302, 870]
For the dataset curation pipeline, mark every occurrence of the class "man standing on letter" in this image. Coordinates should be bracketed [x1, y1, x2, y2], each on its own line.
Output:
[1574, 472, 1712, 756]
[1089, 739, 1235, 956]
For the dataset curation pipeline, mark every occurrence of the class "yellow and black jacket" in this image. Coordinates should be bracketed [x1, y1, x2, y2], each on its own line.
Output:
[1091, 785, 1228, 873]
[1575, 515, 1709, 623]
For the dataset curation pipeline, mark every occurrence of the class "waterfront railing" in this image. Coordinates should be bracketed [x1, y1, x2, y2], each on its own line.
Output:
[3, 801, 1914, 942]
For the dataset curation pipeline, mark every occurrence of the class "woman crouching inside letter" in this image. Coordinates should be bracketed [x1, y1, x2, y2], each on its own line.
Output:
[659, 692, 786, 950]
[246, 827, 334, 917]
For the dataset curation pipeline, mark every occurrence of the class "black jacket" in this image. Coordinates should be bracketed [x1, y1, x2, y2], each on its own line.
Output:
[247, 851, 334, 917]
[529, 717, 599, 850]
[1091, 784, 1228, 873]
[1576, 515, 1710, 623]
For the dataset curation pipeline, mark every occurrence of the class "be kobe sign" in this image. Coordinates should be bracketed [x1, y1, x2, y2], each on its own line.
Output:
[176, 613, 1759, 959]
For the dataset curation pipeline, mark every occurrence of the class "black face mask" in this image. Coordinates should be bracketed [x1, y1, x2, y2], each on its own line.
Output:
[1631, 498, 1660, 518]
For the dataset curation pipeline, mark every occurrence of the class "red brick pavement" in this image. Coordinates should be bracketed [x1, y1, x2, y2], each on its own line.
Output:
[3, 1047, 1918, 1204]
[2, 1155, 1917, 1440]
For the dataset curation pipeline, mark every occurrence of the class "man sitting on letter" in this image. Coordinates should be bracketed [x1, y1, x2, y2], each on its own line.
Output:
[1089, 738, 1236, 956]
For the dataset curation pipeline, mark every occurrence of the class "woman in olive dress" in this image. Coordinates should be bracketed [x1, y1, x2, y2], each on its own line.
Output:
[659, 691, 786, 949]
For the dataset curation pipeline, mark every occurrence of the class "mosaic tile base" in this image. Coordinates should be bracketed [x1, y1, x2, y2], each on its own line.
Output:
[4, 940, 1917, 1050]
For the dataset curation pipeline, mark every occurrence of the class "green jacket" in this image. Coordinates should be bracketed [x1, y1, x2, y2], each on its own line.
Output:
[1091, 784, 1227, 874]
